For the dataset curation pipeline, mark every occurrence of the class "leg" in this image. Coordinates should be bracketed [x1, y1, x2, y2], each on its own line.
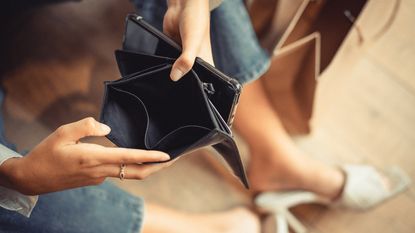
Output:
[234, 79, 344, 199]
[0, 182, 259, 233]
[0, 182, 144, 233]
[141, 204, 259, 233]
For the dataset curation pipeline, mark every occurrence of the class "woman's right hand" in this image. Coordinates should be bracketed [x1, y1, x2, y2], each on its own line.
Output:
[0, 117, 171, 195]
[164, 0, 213, 81]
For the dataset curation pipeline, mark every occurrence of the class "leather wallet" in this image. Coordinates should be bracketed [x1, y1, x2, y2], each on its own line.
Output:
[100, 14, 249, 188]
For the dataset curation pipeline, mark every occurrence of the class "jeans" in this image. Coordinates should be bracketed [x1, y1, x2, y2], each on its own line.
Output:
[0, 182, 143, 233]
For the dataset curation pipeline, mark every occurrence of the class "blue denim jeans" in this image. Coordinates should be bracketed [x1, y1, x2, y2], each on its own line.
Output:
[0, 182, 143, 233]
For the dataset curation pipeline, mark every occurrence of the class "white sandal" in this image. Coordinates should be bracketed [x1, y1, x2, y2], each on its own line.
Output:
[255, 165, 411, 233]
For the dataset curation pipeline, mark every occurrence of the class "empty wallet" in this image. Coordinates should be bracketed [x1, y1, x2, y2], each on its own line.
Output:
[100, 14, 249, 188]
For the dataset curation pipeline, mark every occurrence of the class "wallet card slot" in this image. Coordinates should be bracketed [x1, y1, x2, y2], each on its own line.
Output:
[112, 63, 171, 85]
[122, 63, 170, 80]
[115, 50, 175, 77]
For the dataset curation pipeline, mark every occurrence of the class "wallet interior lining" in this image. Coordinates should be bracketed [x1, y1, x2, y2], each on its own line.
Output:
[105, 65, 215, 152]
[103, 86, 148, 149]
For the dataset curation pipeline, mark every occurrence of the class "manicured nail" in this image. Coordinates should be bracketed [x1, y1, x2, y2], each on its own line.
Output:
[170, 68, 184, 82]
[100, 123, 111, 133]
[161, 153, 170, 160]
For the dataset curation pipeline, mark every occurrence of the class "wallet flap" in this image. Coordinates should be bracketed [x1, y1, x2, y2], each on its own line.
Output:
[212, 134, 249, 188]
[115, 49, 174, 77]
[123, 15, 180, 58]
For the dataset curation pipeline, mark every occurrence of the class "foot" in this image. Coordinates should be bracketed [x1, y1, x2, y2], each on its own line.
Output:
[248, 141, 345, 200]
[254, 165, 410, 233]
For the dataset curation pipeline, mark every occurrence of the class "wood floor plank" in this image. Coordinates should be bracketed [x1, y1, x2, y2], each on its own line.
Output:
[364, 0, 415, 93]
[313, 194, 415, 233]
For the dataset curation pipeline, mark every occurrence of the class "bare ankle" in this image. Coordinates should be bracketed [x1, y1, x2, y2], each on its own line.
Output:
[247, 143, 346, 199]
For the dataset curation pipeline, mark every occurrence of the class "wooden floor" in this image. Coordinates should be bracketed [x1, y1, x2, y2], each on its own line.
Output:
[1, 0, 414, 232]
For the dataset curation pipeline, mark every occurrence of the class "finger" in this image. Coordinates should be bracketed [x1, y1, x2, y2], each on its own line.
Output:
[71, 143, 170, 165]
[198, 29, 214, 65]
[170, 6, 209, 81]
[163, 8, 180, 43]
[54, 117, 111, 143]
[95, 162, 174, 180]
[170, 54, 194, 81]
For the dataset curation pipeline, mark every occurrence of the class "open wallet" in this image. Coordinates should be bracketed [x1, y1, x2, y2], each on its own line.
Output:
[100, 14, 249, 188]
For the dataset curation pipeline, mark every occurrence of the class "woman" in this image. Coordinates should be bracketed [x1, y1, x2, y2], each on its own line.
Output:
[0, 0, 408, 232]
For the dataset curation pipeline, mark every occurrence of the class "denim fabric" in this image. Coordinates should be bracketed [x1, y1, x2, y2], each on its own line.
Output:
[0, 182, 143, 233]
[131, 0, 270, 84]
[0, 88, 16, 151]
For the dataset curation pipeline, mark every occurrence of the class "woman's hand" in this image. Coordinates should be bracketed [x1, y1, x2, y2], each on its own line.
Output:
[0, 117, 171, 195]
[164, 0, 214, 81]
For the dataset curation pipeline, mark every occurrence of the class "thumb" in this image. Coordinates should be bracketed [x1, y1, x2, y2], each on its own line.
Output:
[54, 117, 111, 142]
[170, 52, 195, 81]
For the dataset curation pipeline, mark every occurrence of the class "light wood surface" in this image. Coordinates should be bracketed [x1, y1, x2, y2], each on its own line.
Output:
[1, 0, 414, 232]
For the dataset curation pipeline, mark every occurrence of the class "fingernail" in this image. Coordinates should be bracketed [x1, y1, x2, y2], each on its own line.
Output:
[161, 153, 170, 160]
[100, 123, 111, 133]
[170, 69, 184, 82]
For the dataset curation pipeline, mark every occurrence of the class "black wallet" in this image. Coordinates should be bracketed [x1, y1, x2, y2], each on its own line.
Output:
[100, 14, 248, 188]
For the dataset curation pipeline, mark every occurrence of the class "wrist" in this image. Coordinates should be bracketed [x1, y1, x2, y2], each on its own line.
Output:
[0, 157, 26, 191]
[167, 0, 209, 7]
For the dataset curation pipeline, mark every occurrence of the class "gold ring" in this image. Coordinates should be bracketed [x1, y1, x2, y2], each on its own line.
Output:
[119, 164, 126, 180]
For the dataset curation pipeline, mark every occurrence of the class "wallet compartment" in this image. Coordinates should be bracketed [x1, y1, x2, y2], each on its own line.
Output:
[103, 64, 216, 156]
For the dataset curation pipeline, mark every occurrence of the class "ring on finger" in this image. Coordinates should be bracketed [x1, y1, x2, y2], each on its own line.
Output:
[119, 164, 126, 180]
